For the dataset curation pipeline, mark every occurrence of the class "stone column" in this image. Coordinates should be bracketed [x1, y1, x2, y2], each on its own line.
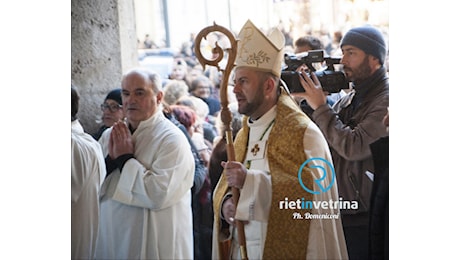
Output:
[71, 0, 138, 135]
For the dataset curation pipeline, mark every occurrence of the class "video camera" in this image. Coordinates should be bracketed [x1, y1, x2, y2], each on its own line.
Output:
[281, 50, 349, 93]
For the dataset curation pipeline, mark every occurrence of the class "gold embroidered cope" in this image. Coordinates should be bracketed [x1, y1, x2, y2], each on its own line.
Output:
[213, 90, 315, 259]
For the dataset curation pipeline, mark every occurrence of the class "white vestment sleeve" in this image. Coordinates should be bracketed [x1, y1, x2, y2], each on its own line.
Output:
[234, 169, 271, 222]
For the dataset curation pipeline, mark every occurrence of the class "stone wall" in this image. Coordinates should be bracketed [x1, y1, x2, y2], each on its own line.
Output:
[71, 0, 138, 135]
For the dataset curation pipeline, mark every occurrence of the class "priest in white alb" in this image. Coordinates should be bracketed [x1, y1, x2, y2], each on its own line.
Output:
[71, 87, 106, 259]
[95, 69, 195, 259]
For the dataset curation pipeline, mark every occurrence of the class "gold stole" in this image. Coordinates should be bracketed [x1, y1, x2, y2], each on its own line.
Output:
[213, 91, 314, 259]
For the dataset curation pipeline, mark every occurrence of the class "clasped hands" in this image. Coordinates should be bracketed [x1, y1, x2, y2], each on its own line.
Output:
[108, 121, 134, 159]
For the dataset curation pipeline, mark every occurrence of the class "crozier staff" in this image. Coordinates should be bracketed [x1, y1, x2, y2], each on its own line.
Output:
[194, 22, 247, 259]
[212, 20, 349, 260]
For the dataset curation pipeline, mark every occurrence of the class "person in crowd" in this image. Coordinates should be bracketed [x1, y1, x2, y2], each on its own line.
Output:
[162, 102, 207, 199]
[180, 33, 195, 58]
[71, 87, 106, 259]
[330, 30, 344, 56]
[143, 34, 155, 49]
[294, 35, 324, 54]
[92, 88, 124, 140]
[170, 104, 210, 166]
[204, 67, 222, 101]
[162, 81, 216, 160]
[169, 104, 213, 260]
[161, 104, 207, 198]
[186, 65, 205, 89]
[169, 58, 189, 82]
[189, 75, 221, 118]
[209, 101, 242, 193]
[162, 79, 190, 106]
[212, 20, 348, 259]
[293, 35, 342, 106]
[176, 95, 218, 147]
[95, 68, 195, 259]
[368, 110, 389, 260]
[295, 25, 389, 260]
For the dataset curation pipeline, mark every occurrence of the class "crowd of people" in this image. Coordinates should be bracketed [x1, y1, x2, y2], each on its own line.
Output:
[72, 20, 389, 260]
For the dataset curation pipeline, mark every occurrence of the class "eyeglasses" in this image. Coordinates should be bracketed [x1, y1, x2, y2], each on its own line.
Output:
[100, 103, 122, 112]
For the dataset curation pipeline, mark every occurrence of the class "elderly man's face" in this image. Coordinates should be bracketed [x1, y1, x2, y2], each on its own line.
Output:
[121, 71, 162, 129]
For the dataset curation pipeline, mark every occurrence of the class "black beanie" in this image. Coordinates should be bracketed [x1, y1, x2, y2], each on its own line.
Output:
[340, 26, 387, 65]
[105, 88, 122, 105]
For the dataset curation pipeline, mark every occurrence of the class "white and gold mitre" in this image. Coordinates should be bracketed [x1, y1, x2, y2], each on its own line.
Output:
[235, 20, 285, 78]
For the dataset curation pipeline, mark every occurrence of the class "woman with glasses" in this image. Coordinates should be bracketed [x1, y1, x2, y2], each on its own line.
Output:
[92, 88, 125, 140]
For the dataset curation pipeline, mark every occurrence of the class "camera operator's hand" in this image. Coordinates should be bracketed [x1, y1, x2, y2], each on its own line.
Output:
[295, 64, 308, 73]
[292, 70, 328, 110]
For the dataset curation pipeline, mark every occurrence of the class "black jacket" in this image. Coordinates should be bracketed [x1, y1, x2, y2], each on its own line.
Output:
[369, 136, 389, 260]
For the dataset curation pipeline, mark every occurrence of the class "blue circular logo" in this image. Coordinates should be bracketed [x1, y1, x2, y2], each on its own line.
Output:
[298, 157, 336, 194]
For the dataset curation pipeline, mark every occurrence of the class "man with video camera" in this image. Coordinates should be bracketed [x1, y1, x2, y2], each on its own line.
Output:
[293, 25, 389, 260]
